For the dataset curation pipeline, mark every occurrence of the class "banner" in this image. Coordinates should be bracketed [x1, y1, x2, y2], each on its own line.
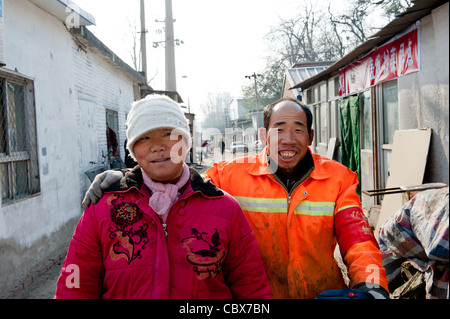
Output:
[339, 23, 420, 96]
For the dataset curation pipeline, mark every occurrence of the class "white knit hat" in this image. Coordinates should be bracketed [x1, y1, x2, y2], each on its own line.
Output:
[126, 94, 192, 160]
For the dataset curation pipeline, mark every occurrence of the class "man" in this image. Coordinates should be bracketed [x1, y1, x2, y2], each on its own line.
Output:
[84, 97, 389, 299]
[220, 139, 226, 160]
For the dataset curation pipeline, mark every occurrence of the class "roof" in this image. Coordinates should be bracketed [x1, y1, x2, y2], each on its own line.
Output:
[29, 0, 95, 26]
[285, 62, 334, 97]
[291, 0, 449, 90]
[70, 26, 149, 89]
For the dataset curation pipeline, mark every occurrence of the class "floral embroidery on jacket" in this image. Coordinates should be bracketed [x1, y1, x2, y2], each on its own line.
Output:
[181, 228, 226, 279]
[107, 194, 149, 264]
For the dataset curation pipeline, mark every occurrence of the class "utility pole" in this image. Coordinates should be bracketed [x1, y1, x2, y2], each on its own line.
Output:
[245, 72, 262, 138]
[140, 0, 147, 82]
[165, 0, 176, 92]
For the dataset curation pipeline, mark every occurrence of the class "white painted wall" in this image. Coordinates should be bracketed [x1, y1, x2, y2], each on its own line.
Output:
[71, 39, 137, 195]
[1, 0, 79, 242]
[0, 0, 139, 295]
[398, 2, 449, 184]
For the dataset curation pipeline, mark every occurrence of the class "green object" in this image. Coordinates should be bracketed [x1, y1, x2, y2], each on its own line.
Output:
[339, 96, 361, 196]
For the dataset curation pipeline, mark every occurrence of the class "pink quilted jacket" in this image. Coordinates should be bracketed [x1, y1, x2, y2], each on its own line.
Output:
[55, 167, 270, 299]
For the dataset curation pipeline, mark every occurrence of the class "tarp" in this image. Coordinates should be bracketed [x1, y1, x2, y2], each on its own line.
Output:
[378, 187, 449, 299]
[339, 95, 360, 196]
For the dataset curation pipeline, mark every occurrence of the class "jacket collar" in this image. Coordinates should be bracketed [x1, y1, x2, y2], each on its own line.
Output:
[247, 147, 330, 180]
[106, 165, 224, 198]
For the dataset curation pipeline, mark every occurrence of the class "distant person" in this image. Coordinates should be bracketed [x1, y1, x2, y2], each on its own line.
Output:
[201, 139, 210, 158]
[56, 94, 270, 299]
[220, 139, 225, 160]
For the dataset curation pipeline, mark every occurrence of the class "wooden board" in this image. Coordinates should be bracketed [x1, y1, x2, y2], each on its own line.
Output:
[326, 137, 338, 160]
[374, 128, 431, 237]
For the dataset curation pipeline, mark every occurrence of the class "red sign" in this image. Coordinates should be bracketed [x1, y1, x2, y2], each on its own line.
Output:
[339, 24, 420, 96]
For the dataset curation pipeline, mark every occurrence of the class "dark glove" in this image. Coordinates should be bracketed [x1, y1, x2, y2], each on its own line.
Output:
[316, 288, 374, 299]
[353, 282, 390, 299]
[82, 170, 124, 207]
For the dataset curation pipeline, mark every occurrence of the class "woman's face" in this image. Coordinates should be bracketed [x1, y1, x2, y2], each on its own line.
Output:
[133, 128, 187, 182]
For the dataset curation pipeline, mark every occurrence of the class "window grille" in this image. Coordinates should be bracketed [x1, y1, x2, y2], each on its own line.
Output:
[0, 69, 40, 205]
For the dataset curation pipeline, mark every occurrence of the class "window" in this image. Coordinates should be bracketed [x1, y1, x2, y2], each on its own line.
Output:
[376, 80, 398, 189]
[306, 89, 312, 104]
[329, 100, 338, 139]
[328, 79, 336, 99]
[106, 109, 122, 168]
[313, 87, 319, 103]
[360, 90, 372, 149]
[0, 69, 40, 204]
[328, 77, 340, 139]
[319, 83, 327, 102]
[382, 81, 399, 145]
[319, 102, 327, 143]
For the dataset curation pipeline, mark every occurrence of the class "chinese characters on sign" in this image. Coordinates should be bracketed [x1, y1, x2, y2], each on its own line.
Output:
[339, 24, 420, 96]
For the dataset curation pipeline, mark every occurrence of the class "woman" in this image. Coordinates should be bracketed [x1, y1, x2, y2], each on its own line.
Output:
[55, 94, 270, 299]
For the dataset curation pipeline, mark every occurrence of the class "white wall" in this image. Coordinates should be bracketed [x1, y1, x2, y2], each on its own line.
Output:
[0, 0, 138, 295]
[71, 40, 136, 194]
[398, 2, 449, 184]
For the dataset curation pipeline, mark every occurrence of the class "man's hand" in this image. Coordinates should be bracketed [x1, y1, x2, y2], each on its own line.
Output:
[82, 170, 124, 207]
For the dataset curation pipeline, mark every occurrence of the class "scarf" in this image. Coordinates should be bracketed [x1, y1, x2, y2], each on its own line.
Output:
[141, 162, 190, 223]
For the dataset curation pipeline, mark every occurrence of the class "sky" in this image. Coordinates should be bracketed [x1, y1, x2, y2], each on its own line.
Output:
[72, 0, 340, 117]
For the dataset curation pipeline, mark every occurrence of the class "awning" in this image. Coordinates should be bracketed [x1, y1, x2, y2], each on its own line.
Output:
[29, 0, 95, 26]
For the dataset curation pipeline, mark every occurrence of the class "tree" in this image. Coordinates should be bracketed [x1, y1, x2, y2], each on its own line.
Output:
[127, 16, 158, 85]
[264, 1, 325, 65]
[241, 0, 329, 112]
[199, 92, 232, 134]
[328, 1, 374, 47]
[241, 58, 284, 115]
[240, 0, 413, 106]
[369, 0, 413, 19]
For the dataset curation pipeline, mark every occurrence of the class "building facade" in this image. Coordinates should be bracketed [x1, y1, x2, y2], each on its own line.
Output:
[289, 0, 449, 213]
[0, 0, 147, 296]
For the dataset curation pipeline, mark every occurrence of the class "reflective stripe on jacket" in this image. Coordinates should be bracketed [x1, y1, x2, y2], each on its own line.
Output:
[204, 148, 388, 298]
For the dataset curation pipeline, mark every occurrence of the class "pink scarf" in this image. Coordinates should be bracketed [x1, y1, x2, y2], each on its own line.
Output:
[141, 163, 190, 223]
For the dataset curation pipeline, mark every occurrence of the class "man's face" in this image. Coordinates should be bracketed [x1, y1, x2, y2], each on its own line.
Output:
[133, 128, 187, 182]
[264, 100, 314, 173]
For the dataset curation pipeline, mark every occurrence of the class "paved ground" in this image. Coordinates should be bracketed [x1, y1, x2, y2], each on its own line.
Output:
[9, 148, 245, 299]
[11, 255, 65, 299]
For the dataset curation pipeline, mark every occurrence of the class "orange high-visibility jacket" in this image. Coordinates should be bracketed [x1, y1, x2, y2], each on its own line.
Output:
[204, 149, 388, 299]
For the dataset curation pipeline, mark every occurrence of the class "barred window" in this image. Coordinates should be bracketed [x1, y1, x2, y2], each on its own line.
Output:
[0, 69, 40, 205]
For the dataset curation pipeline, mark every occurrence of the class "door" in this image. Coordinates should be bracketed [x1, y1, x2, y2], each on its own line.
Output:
[378, 80, 399, 190]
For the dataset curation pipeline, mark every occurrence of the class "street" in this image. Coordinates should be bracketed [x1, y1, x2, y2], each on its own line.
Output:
[10, 254, 65, 299]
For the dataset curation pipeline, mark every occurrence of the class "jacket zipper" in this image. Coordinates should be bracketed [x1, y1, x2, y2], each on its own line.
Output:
[268, 167, 314, 211]
[268, 174, 291, 211]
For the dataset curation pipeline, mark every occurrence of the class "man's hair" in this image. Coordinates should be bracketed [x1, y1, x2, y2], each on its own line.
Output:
[263, 97, 313, 136]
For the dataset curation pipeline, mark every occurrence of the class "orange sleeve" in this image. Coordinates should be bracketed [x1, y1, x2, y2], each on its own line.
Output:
[343, 241, 389, 292]
[203, 161, 228, 188]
